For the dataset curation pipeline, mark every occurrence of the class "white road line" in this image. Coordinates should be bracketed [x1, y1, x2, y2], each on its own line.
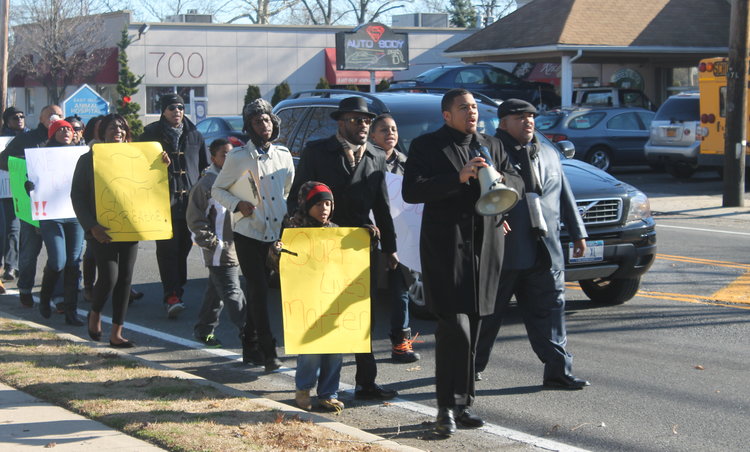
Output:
[1, 289, 588, 452]
[656, 223, 750, 236]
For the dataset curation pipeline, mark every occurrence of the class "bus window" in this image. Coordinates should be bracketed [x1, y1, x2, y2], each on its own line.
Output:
[719, 86, 726, 118]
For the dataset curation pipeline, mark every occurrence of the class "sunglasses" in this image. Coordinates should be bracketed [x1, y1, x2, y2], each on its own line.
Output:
[73, 126, 83, 132]
[167, 104, 185, 111]
[345, 117, 372, 125]
[11, 114, 24, 120]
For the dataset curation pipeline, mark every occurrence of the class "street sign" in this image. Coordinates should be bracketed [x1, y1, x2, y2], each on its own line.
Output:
[63, 84, 110, 124]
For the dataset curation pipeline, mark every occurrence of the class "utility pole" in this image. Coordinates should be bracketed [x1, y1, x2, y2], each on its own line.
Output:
[0, 0, 9, 115]
[724, 0, 748, 207]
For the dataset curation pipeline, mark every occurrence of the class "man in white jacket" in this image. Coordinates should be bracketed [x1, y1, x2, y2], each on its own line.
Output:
[212, 99, 295, 371]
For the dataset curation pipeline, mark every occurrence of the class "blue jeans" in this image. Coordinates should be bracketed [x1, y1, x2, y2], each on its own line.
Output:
[2, 198, 19, 271]
[388, 265, 410, 335]
[18, 221, 43, 294]
[39, 218, 84, 272]
[295, 354, 343, 400]
[194, 265, 247, 338]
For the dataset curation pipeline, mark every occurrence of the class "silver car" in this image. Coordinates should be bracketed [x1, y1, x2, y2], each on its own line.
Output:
[644, 92, 701, 178]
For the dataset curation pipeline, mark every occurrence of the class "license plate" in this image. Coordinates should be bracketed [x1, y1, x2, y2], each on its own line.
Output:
[569, 240, 604, 263]
[665, 128, 677, 137]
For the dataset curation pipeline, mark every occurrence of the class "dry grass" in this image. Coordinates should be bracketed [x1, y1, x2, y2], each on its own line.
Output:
[0, 319, 389, 452]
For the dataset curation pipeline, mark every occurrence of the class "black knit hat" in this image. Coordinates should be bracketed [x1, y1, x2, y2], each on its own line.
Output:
[2, 106, 23, 124]
[160, 93, 185, 113]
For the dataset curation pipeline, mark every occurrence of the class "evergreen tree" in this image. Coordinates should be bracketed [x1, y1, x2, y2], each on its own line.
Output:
[116, 27, 144, 137]
[345, 84, 360, 92]
[376, 78, 391, 92]
[448, 0, 477, 28]
[244, 85, 261, 106]
[271, 81, 291, 106]
[315, 77, 330, 89]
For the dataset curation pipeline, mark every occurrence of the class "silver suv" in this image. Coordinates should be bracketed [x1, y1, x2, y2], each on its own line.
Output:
[644, 92, 701, 179]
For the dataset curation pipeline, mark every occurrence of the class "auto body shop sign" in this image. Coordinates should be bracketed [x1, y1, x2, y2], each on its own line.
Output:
[335, 22, 409, 71]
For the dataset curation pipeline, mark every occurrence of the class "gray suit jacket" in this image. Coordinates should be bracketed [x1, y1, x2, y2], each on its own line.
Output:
[500, 134, 587, 271]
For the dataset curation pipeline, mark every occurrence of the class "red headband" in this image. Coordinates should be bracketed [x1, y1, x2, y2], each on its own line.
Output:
[306, 184, 332, 201]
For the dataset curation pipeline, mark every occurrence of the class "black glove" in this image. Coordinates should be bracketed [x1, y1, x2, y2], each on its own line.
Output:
[24, 180, 35, 195]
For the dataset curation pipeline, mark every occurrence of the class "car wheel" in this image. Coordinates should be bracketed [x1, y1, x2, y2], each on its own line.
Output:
[586, 146, 612, 171]
[665, 162, 696, 179]
[407, 272, 435, 320]
[579, 276, 641, 305]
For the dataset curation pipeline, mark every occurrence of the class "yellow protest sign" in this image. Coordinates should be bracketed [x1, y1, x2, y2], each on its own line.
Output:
[280, 227, 371, 354]
[93, 142, 173, 241]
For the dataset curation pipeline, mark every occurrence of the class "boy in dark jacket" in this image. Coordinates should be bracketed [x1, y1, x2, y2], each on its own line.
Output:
[186, 139, 246, 348]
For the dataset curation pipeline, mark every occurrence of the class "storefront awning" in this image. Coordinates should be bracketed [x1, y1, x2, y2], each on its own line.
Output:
[324, 48, 393, 85]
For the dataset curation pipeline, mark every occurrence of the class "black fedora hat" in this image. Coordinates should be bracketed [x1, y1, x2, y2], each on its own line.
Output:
[330, 96, 377, 120]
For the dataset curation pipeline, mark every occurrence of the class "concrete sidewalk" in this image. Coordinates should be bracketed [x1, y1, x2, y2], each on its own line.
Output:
[0, 381, 165, 451]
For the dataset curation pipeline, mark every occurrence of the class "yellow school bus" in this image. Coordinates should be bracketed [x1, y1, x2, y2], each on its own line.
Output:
[697, 57, 750, 170]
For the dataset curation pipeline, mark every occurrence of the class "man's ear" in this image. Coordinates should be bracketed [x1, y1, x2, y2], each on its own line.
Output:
[442, 110, 450, 123]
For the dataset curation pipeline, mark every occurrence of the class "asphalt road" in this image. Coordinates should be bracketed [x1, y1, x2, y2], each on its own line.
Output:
[1, 166, 748, 452]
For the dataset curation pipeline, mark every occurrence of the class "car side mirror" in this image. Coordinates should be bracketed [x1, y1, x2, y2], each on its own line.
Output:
[556, 140, 576, 159]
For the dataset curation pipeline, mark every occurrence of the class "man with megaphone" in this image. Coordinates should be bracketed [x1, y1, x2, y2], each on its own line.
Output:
[402, 89, 524, 437]
[475, 99, 590, 391]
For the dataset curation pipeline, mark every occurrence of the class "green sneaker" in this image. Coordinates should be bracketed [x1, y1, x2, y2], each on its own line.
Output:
[199, 334, 222, 348]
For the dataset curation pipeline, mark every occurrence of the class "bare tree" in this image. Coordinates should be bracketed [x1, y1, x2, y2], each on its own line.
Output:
[297, 0, 349, 25]
[227, 0, 299, 24]
[345, 0, 404, 25]
[10, 0, 110, 104]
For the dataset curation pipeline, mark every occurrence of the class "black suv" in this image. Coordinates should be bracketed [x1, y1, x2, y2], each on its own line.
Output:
[273, 90, 656, 306]
[392, 64, 560, 110]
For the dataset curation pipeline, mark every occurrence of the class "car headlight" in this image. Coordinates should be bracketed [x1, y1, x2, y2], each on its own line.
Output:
[626, 191, 652, 222]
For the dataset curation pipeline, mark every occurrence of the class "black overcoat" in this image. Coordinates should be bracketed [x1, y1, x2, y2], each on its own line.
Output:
[402, 126, 523, 316]
[288, 135, 396, 254]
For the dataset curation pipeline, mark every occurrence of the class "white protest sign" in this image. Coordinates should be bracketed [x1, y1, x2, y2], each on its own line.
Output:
[385, 172, 423, 273]
[0, 136, 14, 198]
[25, 146, 89, 220]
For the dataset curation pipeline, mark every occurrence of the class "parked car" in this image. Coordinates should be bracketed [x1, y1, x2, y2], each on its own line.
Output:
[195, 116, 248, 148]
[644, 92, 701, 179]
[272, 89, 656, 313]
[536, 106, 656, 171]
[392, 63, 561, 110]
[573, 87, 655, 111]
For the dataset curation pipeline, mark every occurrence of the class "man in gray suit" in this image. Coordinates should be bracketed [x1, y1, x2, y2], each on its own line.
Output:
[475, 99, 590, 389]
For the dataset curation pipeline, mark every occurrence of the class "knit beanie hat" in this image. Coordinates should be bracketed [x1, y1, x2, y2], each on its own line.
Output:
[2, 106, 23, 124]
[48, 120, 73, 140]
[242, 98, 281, 146]
[160, 93, 185, 113]
[304, 182, 334, 212]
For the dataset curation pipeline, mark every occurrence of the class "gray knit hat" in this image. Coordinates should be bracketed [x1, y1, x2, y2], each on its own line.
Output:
[242, 99, 281, 146]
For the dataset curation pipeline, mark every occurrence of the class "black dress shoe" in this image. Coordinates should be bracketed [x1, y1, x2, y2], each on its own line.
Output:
[87, 312, 102, 342]
[543, 375, 590, 390]
[435, 407, 456, 436]
[109, 340, 135, 348]
[454, 406, 484, 428]
[354, 383, 398, 400]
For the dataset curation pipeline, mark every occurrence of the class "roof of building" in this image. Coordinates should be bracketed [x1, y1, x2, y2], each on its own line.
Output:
[445, 0, 730, 64]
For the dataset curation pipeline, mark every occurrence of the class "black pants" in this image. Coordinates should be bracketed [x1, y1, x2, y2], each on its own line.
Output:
[156, 218, 192, 300]
[435, 312, 481, 407]
[234, 233, 274, 341]
[475, 243, 572, 378]
[90, 240, 138, 325]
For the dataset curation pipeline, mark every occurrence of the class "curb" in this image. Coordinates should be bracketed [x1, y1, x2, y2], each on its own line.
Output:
[0, 311, 423, 452]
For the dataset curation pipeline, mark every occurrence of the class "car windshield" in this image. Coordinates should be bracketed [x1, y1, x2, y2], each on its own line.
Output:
[535, 114, 563, 130]
[227, 117, 244, 131]
[415, 67, 451, 83]
[654, 98, 699, 122]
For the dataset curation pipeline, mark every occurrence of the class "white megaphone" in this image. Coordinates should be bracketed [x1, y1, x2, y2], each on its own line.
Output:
[474, 145, 520, 216]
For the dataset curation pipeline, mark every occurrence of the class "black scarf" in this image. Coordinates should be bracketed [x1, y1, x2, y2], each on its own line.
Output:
[496, 130, 542, 195]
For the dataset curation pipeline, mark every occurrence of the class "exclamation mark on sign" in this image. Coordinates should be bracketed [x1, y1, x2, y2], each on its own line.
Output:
[42, 201, 47, 216]
[33, 201, 39, 217]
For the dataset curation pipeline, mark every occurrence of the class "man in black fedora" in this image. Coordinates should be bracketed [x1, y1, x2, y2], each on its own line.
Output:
[288, 96, 399, 401]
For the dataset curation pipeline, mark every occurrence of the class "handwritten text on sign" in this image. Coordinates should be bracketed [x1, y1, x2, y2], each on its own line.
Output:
[26, 146, 89, 220]
[93, 142, 173, 241]
[280, 227, 371, 354]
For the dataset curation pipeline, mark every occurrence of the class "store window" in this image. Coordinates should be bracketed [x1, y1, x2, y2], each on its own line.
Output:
[146, 86, 206, 115]
[24, 88, 35, 116]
